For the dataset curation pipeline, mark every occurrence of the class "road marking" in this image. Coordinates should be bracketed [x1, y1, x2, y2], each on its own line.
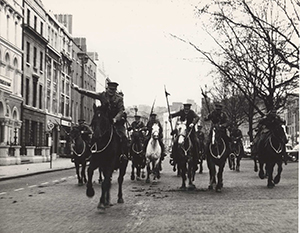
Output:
[14, 188, 24, 192]
[41, 182, 49, 185]
[61, 178, 66, 180]
[68, 176, 74, 179]
[53, 180, 59, 183]
[28, 185, 37, 188]
[0, 192, 7, 195]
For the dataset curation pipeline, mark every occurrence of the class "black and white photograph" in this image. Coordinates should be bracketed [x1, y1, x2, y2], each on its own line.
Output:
[0, 0, 298, 232]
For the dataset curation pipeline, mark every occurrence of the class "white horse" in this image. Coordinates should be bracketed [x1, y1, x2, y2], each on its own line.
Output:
[145, 123, 162, 183]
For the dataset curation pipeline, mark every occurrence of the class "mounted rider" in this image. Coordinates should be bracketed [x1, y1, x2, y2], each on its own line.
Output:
[128, 115, 146, 150]
[169, 103, 200, 164]
[196, 125, 205, 155]
[72, 81, 129, 157]
[204, 102, 230, 146]
[145, 113, 166, 159]
[252, 109, 288, 163]
[228, 124, 245, 157]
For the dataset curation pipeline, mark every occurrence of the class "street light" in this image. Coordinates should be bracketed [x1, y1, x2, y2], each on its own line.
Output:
[77, 52, 89, 120]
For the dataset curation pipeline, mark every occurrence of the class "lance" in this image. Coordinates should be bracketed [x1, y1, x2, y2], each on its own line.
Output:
[200, 86, 211, 115]
[149, 98, 156, 118]
[164, 85, 174, 136]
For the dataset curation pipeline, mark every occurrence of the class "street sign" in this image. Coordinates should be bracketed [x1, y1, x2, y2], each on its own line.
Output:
[47, 120, 55, 131]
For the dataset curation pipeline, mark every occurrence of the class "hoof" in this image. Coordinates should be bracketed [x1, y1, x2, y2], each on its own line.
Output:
[267, 181, 275, 188]
[259, 170, 265, 179]
[78, 182, 84, 186]
[97, 203, 106, 210]
[208, 185, 213, 190]
[118, 198, 124, 204]
[216, 187, 222, 192]
[131, 175, 135, 181]
[86, 187, 95, 197]
[188, 184, 196, 190]
[146, 178, 150, 183]
[274, 176, 281, 184]
[179, 186, 186, 190]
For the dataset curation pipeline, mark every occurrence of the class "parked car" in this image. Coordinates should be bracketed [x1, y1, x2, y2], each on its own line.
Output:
[286, 144, 299, 162]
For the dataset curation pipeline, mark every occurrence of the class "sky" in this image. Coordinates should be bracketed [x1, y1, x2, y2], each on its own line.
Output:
[42, 0, 216, 108]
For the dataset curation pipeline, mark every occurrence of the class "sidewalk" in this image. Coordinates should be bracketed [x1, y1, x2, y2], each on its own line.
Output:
[0, 157, 75, 181]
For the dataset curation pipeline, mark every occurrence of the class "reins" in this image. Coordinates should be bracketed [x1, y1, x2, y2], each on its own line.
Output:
[71, 139, 86, 157]
[91, 125, 114, 153]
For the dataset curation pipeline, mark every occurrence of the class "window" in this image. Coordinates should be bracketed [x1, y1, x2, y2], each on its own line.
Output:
[26, 42, 30, 63]
[61, 94, 64, 115]
[40, 22, 43, 35]
[25, 78, 30, 105]
[39, 84, 42, 109]
[32, 78, 37, 107]
[34, 16, 37, 30]
[33, 47, 37, 68]
[40, 52, 43, 71]
[27, 9, 30, 25]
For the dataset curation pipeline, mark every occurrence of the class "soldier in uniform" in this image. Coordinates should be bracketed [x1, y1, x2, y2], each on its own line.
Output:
[252, 109, 288, 163]
[128, 115, 146, 151]
[72, 81, 129, 157]
[229, 124, 245, 157]
[204, 102, 230, 145]
[169, 103, 200, 167]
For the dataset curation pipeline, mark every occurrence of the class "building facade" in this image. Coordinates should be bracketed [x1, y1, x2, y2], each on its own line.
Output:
[0, 0, 23, 165]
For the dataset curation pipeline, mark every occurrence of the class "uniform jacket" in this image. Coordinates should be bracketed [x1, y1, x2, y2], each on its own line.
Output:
[205, 110, 228, 126]
[130, 121, 145, 131]
[170, 109, 199, 127]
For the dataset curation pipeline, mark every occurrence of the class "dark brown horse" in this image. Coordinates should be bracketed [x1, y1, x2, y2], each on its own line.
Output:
[228, 139, 243, 172]
[256, 124, 285, 188]
[172, 120, 197, 190]
[129, 128, 146, 181]
[86, 104, 128, 210]
[69, 126, 89, 186]
[206, 125, 230, 192]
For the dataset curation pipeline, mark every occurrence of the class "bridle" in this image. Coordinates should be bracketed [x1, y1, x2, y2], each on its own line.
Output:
[90, 125, 114, 153]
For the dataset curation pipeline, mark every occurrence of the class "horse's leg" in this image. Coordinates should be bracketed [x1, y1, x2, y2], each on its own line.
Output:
[98, 168, 113, 210]
[207, 158, 216, 190]
[266, 162, 275, 188]
[117, 161, 128, 203]
[82, 161, 87, 184]
[199, 154, 203, 174]
[155, 158, 161, 179]
[254, 155, 258, 172]
[258, 161, 265, 179]
[187, 161, 196, 190]
[86, 163, 96, 198]
[216, 163, 225, 192]
[75, 162, 82, 185]
[98, 167, 103, 184]
[131, 159, 135, 181]
[228, 154, 233, 170]
[146, 160, 151, 183]
[274, 160, 283, 184]
[236, 155, 241, 172]
[180, 163, 187, 190]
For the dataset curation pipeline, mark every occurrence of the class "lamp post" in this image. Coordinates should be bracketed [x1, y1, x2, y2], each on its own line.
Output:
[77, 52, 89, 120]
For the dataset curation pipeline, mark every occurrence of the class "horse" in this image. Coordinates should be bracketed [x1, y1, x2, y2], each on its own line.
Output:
[206, 124, 230, 192]
[86, 104, 128, 210]
[228, 139, 243, 172]
[145, 123, 162, 183]
[172, 120, 197, 190]
[68, 126, 89, 186]
[129, 128, 146, 181]
[197, 135, 206, 174]
[256, 124, 285, 188]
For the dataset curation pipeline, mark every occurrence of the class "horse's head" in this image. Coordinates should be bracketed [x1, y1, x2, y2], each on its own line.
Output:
[69, 126, 81, 142]
[131, 128, 143, 142]
[91, 104, 111, 139]
[151, 123, 160, 140]
[176, 120, 187, 144]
